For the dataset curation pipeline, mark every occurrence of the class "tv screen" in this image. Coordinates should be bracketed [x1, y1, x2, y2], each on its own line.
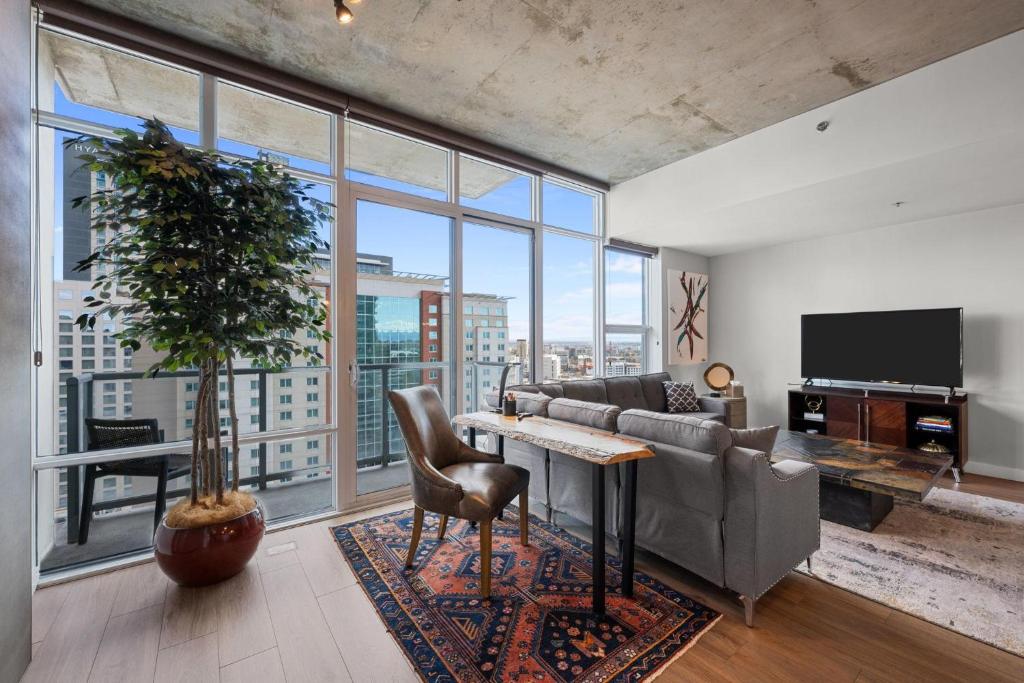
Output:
[801, 308, 963, 388]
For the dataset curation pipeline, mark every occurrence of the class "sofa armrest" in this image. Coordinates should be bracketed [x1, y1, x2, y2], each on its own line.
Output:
[723, 446, 820, 600]
[697, 397, 728, 421]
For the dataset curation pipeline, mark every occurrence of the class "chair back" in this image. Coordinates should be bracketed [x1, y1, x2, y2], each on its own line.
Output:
[387, 386, 461, 475]
[85, 418, 160, 451]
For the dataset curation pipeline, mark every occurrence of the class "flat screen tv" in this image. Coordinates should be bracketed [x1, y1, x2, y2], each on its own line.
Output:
[801, 308, 963, 388]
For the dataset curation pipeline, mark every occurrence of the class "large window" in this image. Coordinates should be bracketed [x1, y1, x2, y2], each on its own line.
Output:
[542, 232, 597, 380]
[31, 20, 612, 581]
[33, 29, 336, 575]
[604, 250, 649, 375]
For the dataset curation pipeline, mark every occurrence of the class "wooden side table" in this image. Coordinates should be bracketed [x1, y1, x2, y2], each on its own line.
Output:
[704, 395, 747, 428]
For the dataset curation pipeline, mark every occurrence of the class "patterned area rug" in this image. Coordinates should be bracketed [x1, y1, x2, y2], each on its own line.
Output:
[333, 508, 719, 681]
[797, 487, 1023, 655]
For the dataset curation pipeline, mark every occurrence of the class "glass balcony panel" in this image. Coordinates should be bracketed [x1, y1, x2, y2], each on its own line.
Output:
[37, 434, 334, 576]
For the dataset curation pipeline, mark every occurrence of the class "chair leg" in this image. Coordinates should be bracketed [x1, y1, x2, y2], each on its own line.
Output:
[78, 465, 97, 545]
[518, 490, 529, 546]
[480, 518, 492, 598]
[437, 514, 448, 540]
[406, 506, 424, 569]
[739, 595, 756, 628]
[806, 555, 813, 573]
[154, 461, 169, 533]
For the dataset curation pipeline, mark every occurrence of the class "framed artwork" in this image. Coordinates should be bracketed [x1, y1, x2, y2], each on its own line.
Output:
[668, 270, 708, 365]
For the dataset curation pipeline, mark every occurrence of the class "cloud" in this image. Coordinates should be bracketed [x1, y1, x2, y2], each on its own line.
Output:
[606, 253, 643, 274]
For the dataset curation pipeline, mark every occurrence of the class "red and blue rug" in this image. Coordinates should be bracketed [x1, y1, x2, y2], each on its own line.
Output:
[332, 507, 720, 681]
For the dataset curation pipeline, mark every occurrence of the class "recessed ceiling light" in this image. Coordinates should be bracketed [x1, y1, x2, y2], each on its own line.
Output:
[893, 201, 905, 208]
[816, 120, 830, 132]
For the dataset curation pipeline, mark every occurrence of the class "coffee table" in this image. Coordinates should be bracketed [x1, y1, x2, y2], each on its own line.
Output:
[772, 430, 954, 531]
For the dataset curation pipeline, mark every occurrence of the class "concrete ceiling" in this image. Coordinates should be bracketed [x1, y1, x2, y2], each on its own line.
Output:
[78, 0, 1024, 185]
[609, 29, 1024, 256]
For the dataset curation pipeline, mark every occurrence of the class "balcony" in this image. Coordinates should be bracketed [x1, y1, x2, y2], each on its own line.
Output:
[39, 361, 516, 575]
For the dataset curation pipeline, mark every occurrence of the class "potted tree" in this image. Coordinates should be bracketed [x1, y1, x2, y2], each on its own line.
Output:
[72, 119, 331, 586]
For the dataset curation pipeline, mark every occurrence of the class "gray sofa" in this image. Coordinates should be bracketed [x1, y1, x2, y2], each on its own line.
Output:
[484, 372, 820, 626]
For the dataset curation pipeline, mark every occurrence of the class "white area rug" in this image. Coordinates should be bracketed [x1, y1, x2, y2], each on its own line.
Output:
[796, 487, 1023, 656]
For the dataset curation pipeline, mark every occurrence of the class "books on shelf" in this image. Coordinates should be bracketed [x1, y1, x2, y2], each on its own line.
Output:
[802, 412, 825, 422]
[915, 416, 953, 433]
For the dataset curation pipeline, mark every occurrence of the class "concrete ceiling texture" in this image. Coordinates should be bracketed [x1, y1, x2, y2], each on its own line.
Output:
[81, 0, 1024, 186]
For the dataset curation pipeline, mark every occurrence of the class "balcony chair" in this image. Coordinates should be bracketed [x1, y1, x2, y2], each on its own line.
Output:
[388, 385, 530, 598]
[79, 418, 190, 545]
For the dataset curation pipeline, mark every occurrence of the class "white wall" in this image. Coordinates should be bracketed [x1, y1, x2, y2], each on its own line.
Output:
[710, 204, 1024, 481]
[647, 247, 709, 386]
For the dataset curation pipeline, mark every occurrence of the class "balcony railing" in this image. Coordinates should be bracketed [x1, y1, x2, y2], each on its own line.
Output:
[55, 360, 519, 547]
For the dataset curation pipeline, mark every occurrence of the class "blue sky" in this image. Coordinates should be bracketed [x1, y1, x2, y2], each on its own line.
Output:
[52, 85, 643, 346]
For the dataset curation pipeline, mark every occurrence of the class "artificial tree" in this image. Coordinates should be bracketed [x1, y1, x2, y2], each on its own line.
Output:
[72, 119, 331, 525]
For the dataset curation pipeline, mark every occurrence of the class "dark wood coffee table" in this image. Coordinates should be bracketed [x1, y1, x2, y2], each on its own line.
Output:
[772, 430, 954, 531]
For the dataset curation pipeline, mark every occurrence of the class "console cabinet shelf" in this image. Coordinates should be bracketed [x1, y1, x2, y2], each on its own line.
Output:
[787, 386, 968, 474]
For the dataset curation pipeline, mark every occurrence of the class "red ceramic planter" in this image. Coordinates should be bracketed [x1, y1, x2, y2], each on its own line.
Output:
[154, 504, 265, 587]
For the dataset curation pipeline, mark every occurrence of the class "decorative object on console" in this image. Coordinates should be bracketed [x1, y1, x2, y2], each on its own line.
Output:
[918, 439, 951, 454]
[703, 362, 734, 395]
[664, 380, 701, 413]
[667, 269, 708, 364]
[502, 392, 518, 416]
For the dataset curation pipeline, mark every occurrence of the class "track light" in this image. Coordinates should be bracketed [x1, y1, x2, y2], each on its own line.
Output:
[335, 0, 353, 25]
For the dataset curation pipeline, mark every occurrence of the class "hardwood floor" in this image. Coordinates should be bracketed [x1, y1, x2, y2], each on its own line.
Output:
[25, 485, 1023, 683]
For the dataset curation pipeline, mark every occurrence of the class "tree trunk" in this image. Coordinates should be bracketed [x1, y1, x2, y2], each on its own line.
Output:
[188, 362, 209, 505]
[196, 363, 212, 499]
[211, 358, 224, 504]
[226, 354, 240, 492]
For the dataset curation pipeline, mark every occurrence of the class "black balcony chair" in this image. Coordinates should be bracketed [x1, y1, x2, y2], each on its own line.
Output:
[79, 418, 191, 545]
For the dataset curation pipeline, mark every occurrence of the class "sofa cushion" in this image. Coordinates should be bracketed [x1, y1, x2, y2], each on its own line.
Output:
[562, 379, 608, 404]
[688, 412, 726, 423]
[638, 372, 671, 413]
[664, 381, 701, 413]
[618, 409, 732, 456]
[604, 376, 648, 411]
[548, 398, 621, 431]
[513, 392, 552, 417]
[535, 383, 565, 399]
[729, 425, 779, 453]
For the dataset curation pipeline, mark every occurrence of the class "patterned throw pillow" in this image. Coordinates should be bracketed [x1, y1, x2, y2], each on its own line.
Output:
[663, 381, 701, 413]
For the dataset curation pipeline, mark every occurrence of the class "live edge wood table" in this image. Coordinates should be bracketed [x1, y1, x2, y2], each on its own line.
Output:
[772, 430, 954, 531]
[454, 412, 655, 615]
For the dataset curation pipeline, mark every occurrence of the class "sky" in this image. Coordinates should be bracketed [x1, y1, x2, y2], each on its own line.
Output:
[51, 83, 644, 349]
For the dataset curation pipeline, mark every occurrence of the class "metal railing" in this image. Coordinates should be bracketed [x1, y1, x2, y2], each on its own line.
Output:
[58, 360, 521, 544]
[62, 367, 328, 544]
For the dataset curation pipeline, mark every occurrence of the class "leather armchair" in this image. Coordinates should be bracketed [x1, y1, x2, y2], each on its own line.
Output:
[388, 386, 530, 597]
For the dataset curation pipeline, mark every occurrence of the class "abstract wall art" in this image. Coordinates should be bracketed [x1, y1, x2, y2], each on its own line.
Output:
[668, 270, 708, 365]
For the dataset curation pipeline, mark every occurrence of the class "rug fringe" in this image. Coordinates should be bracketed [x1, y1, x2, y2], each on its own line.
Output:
[645, 613, 724, 681]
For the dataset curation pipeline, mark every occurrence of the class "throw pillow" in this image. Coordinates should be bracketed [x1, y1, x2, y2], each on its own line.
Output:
[663, 381, 700, 413]
[730, 425, 780, 453]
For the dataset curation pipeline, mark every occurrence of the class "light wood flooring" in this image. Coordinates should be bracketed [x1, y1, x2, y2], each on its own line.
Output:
[24, 474, 1024, 683]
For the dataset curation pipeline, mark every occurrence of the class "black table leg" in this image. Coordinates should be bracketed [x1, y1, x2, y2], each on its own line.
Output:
[497, 435, 504, 459]
[592, 462, 606, 615]
[621, 460, 638, 598]
[468, 426, 476, 448]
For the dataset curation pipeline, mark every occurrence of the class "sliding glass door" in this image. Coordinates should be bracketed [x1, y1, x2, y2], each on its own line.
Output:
[353, 200, 453, 495]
